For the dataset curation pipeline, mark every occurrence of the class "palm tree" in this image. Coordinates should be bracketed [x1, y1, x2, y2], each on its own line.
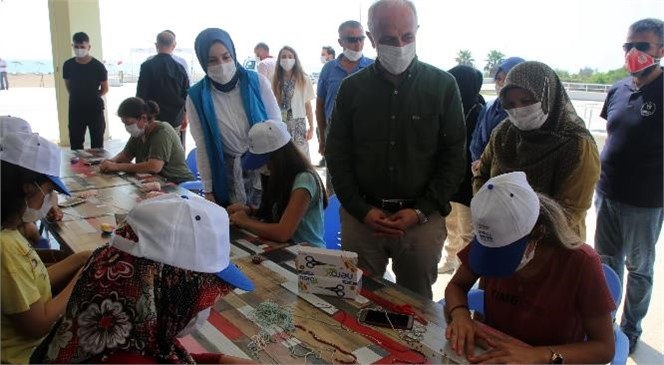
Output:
[484, 50, 505, 77]
[454, 50, 475, 67]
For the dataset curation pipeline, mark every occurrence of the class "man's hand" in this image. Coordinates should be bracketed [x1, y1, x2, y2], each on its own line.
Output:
[363, 208, 404, 237]
[318, 143, 326, 155]
[387, 209, 419, 230]
[99, 160, 118, 173]
[306, 127, 314, 140]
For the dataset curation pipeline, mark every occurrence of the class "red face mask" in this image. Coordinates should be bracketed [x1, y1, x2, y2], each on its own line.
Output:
[625, 48, 659, 74]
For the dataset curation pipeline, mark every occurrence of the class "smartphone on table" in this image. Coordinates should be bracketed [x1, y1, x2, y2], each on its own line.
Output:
[358, 309, 414, 330]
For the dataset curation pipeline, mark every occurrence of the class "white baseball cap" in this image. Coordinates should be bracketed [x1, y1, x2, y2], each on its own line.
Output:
[0, 132, 70, 195]
[469, 171, 540, 277]
[110, 193, 255, 291]
[241, 120, 291, 170]
[0, 116, 32, 136]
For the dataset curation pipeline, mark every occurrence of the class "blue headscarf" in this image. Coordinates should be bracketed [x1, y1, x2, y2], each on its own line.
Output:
[188, 28, 267, 205]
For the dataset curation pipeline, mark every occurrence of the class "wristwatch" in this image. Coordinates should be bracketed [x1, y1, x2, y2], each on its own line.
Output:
[413, 209, 428, 225]
[548, 347, 564, 364]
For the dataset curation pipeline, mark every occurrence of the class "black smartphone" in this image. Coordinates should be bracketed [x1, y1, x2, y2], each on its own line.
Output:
[358, 309, 414, 330]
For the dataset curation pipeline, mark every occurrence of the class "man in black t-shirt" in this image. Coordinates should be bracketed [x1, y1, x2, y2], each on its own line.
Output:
[63, 32, 108, 150]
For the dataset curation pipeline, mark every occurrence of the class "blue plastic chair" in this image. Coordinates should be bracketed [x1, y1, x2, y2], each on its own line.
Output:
[603, 264, 629, 365]
[179, 148, 204, 194]
[323, 195, 341, 250]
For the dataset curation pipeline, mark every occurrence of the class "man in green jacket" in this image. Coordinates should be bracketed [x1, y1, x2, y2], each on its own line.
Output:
[325, 0, 466, 299]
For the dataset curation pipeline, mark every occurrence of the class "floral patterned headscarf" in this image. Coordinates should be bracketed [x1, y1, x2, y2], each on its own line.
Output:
[30, 224, 232, 364]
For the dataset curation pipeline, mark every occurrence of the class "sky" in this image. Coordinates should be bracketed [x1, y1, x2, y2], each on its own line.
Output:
[0, 0, 662, 75]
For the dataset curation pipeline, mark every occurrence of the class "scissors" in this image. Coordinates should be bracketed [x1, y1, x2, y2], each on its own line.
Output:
[304, 255, 326, 269]
[325, 284, 345, 297]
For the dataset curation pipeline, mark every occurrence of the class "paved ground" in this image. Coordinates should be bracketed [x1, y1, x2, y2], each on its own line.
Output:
[1, 83, 661, 364]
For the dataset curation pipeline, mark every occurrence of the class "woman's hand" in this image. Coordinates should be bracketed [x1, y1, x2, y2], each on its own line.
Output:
[468, 336, 549, 364]
[229, 210, 251, 226]
[204, 192, 216, 204]
[99, 160, 118, 173]
[306, 126, 314, 140]
[227, 202, 249, 215]
[445, 307, 477, 358]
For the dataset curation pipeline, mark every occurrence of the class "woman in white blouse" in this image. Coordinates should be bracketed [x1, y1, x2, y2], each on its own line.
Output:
[187, 28, 281, 207]
[271, 46, 315, 160]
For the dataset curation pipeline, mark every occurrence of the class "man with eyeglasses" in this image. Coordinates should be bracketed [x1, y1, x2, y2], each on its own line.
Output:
[595, 18, 663, 355]
[316, 20, 373, 191]
[325, 0, 465, 299]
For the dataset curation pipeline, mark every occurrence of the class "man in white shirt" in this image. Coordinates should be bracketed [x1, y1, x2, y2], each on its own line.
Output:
[254, 42, 276, 81]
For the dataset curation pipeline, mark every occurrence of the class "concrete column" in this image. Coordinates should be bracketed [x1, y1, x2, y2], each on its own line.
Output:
[48, 0, 109, 147]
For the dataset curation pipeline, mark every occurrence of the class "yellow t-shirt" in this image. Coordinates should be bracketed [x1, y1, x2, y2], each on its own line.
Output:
[1, 228, 52, 364]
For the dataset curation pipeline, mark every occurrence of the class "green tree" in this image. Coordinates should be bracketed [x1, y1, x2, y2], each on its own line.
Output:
[484, 50, 505, 77]
[455, 50, 475, 67]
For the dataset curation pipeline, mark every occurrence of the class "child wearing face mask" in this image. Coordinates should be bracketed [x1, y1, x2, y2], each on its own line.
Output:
[472, 61, 600, 239]
[0, 132, 91, 364]
[228, 121, 327, 247]
[99, 97, 194, 184]
[445, 172, 616, 365]
[30, 193, 256, 364]
[271, 46, 316, 161]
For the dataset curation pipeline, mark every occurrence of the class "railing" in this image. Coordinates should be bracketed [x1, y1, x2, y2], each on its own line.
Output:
[561, 82, 611, 93]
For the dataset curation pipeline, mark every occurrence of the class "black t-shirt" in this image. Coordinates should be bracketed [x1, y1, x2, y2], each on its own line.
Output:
[63, 57, 107, 109]
[597, 69, 663, 208]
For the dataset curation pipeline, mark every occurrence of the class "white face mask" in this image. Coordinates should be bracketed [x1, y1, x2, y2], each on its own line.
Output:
[506, 102, 548, 131]
[23, 183, 54, 222]
[74, 48, 88, 58]
[320, 56, 327, 64]
[176, 307, 211, 338]
[515, 241, 537, 271]
[207, 62, 237, 85]
[343, 49, 362, 62]
[377, 42, 416, 75]
[125, 123, 144, 138]
[280, 58, 295, 71]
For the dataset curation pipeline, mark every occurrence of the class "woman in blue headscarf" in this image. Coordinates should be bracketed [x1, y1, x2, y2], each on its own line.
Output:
[187, 28, 281, 207]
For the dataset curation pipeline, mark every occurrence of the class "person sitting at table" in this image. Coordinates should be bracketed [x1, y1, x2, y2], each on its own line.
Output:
[227, 120, 327, 247]
[444, 171, 615, 364]
[99, 97, 194, 184]
[1, 115, 64, 248]
[1, 132, 91, 364]
[187, 28, 281, 207]
[30, 193, 257, 364]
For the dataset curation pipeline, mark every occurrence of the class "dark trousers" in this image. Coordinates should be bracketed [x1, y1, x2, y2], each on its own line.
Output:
[0, 72, 8, 89]
[69, 107, 105, 150]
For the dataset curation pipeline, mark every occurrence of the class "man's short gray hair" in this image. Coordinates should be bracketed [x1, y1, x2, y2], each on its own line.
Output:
[629, 18, 664, 44]
[367, 0, 418, 34]
[156, 31, 176, 47]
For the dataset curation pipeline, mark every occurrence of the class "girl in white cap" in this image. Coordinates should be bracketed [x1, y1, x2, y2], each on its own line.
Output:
[228, 120, 327, 247]
[0, 133, 91, 364]
[444, 172, 615, 364]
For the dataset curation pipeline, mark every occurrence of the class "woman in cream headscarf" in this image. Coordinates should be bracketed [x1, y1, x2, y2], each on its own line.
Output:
[473, 61, 600, 239]
[187, 28, 281, 207]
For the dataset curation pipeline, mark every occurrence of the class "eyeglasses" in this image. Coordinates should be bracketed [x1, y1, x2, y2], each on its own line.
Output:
[622, 42, 663, 52]
[342, 36, 366, 44]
